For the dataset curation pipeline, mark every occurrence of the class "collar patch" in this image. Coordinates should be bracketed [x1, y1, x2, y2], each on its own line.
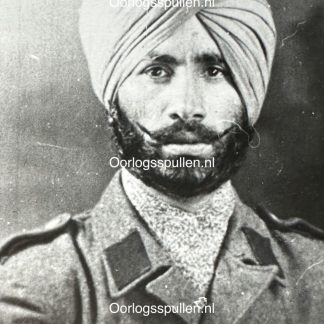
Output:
[242, 226, 284, 279]
[104, 230, 152, 290]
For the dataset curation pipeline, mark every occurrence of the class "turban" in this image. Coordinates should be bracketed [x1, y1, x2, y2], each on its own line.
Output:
[79, 0, 276, 125]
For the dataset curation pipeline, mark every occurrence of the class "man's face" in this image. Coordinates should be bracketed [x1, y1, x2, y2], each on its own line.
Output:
[114, 16, 252, 197]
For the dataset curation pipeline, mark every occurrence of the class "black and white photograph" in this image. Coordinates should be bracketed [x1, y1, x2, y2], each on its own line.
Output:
[0, 0, 324, 323]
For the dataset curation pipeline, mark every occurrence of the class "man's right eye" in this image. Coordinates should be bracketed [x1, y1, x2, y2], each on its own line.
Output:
[144, 66, 171, 80]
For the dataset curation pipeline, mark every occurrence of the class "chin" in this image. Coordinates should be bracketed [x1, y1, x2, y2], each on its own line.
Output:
[130, 165, 225, 197]
[127, 142, 247, 197]
[121, 128, 250, 196]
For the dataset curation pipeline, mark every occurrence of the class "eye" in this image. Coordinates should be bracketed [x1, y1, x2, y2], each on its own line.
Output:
[144, 66, 171, 80]
[204, 65, 225, 79]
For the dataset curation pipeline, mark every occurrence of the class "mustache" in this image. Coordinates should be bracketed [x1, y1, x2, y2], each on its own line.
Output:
[137, 119, 237, 145]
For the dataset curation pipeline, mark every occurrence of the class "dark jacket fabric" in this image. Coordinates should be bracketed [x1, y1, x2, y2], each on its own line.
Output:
[0, 171, 324, 324]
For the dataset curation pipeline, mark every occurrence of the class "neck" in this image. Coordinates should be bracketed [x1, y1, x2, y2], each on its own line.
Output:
[122, 168, 232, 213]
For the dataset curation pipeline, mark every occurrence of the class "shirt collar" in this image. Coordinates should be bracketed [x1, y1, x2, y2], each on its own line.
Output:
[121, 168, 236, 294]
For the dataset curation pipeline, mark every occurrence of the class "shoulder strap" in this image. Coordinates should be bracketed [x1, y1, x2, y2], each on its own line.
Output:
[257, 205, 324, 240]
[0, 213, 72, 264]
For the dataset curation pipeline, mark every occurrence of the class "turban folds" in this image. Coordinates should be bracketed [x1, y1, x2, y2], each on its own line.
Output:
[79, 0, 276, 124]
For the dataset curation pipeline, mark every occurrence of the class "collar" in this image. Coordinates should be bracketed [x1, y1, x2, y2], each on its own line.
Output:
[121, 168, 234, 213]
[89, 171, 286, 324]
[121, 168, 235, 293]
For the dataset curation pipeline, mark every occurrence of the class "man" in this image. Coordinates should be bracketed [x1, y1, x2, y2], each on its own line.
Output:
[0, 0, 324, 323]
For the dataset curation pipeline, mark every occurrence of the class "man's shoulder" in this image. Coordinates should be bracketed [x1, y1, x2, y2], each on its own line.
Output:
[0, 210, 93, 269]
[246, 205, 324, 255]
[0, 172, 130, 270]
[252, 206, 324, 283]
[256, 205, 324, 241]
[232, 201, 324, 298]
[237, 200, 324, 245]
[0, 211, 97, 322]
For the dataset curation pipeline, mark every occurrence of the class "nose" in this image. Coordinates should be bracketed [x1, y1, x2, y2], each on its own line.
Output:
[167, 73, 206, 122]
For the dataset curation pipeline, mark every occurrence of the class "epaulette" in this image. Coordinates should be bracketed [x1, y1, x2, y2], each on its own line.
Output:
[257, 205, 324, 240]
[0, 213, 72, 265]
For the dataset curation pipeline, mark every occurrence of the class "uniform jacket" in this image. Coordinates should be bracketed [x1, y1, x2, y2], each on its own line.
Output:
[0, 170, 324, 324]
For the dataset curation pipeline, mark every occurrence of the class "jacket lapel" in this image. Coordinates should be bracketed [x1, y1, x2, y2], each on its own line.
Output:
[90, 171, 171, 298]
[90, 171, 286, 324]
[208, 252, 279, 324]
[205, 198, 286, 324]
[146, 265, 209, 324]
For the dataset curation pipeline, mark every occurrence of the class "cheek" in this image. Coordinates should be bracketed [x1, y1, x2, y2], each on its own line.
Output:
[203, 82, 243, 131]
[117, 76, 167, 128]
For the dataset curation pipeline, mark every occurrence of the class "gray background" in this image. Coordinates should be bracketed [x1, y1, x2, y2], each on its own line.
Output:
[0, 0, 323, 240]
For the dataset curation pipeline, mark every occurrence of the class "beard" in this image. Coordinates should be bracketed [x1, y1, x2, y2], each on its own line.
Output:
[107, 102, 254, 197]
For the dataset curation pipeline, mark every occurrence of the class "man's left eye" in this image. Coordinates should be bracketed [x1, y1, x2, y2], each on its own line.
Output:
[205, 66, 224, 79]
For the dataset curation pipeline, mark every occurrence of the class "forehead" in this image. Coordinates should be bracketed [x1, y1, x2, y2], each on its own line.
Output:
[147, 15, 222, 62]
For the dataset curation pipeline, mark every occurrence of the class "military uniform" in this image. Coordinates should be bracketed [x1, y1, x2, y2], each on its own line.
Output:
[1, 171, 324, 324]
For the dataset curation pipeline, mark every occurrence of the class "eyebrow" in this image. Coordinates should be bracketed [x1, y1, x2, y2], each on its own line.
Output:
[146, 51, 224, 66]
[147, 53, 179, 65]
[194, 53, 224, 65]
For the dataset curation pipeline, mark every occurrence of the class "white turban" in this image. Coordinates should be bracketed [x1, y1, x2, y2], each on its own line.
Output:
[79, 0, 276, 125]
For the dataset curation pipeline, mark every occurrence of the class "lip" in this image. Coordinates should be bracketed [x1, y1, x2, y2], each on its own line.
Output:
[161, 143, 214, 158]
[139, 127, 206, 145]
[160, 131, 207, 144]
[137, 122, 236, 145]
